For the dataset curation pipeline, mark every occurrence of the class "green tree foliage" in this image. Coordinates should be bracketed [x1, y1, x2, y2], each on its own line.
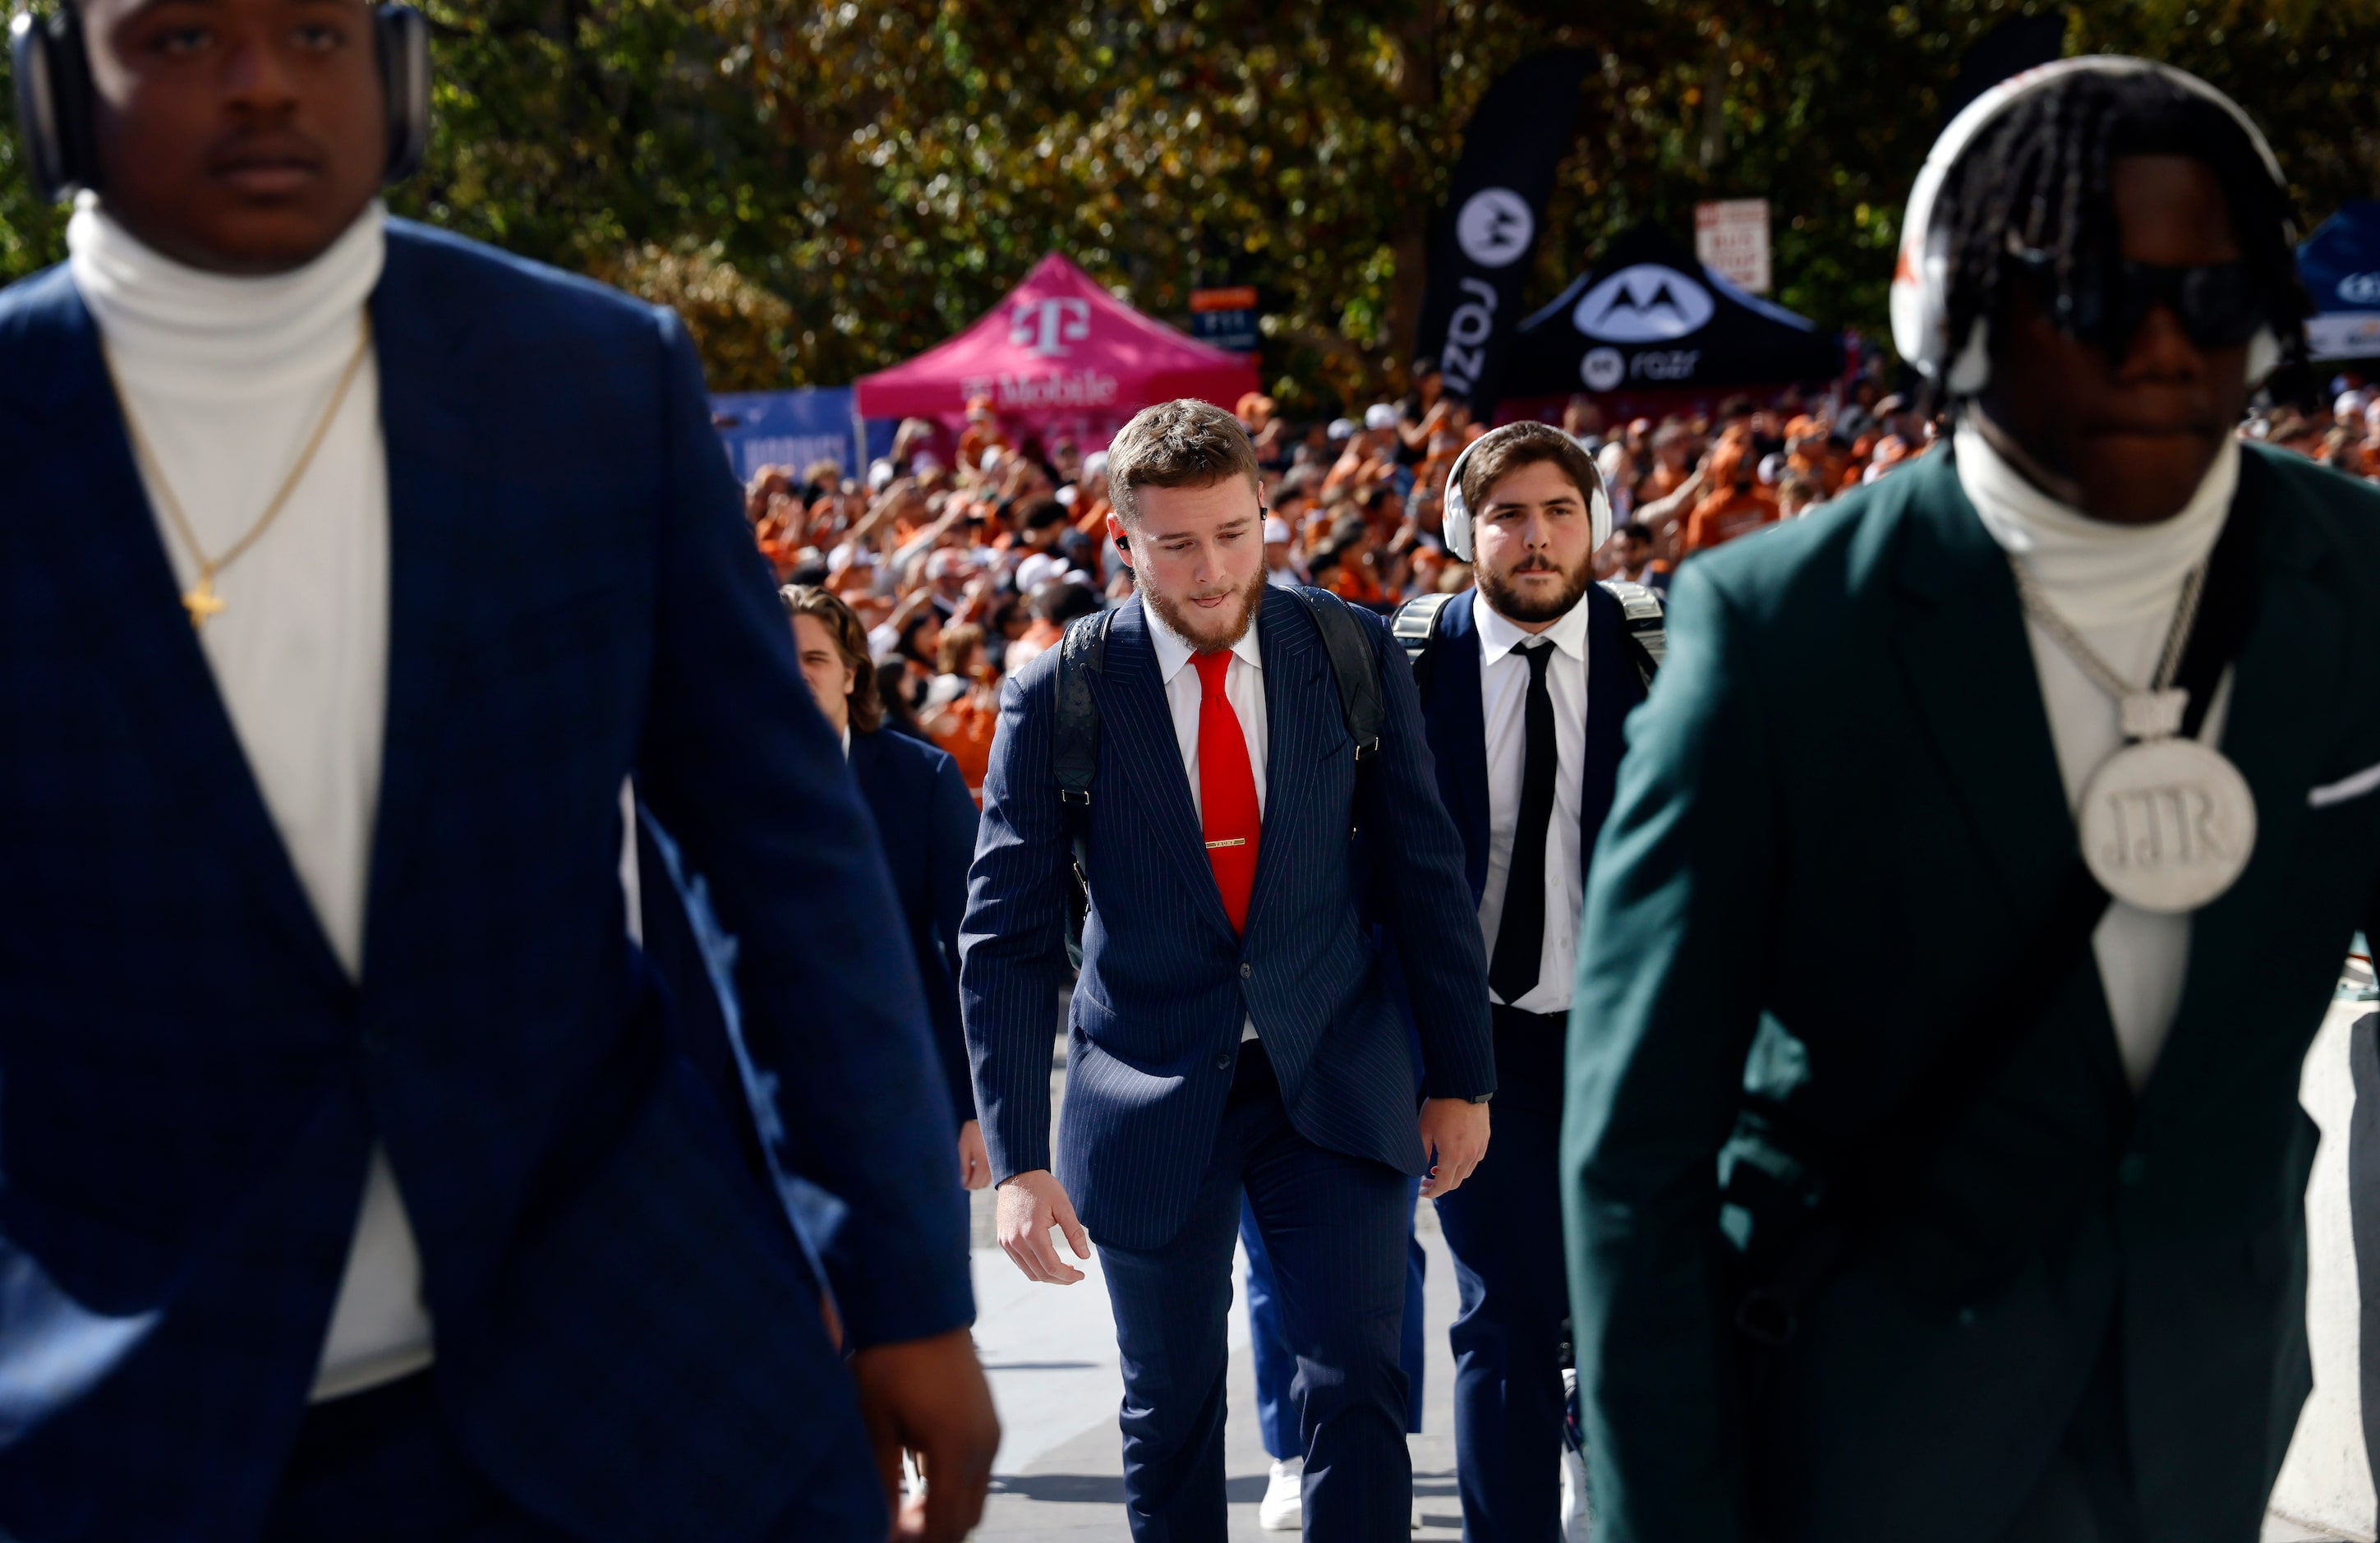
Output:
[1, 2, 2374, 408]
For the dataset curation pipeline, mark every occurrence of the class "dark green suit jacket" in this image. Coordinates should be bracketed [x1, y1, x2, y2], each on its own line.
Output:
[1563, 443, 2380, 1543]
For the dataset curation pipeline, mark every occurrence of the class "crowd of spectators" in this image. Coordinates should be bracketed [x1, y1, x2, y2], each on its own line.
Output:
[739, 362, 2380, 800]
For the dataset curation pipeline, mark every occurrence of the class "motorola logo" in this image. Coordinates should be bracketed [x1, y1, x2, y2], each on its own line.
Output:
[1581, 348, 1625, 391]
[1572, 264, 1715, 343]
[1457, 189, 1535, 269]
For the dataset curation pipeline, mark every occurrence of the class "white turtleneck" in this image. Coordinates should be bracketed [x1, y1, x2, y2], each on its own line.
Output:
[69, 196, 430, 1399]
[1955, 417, 2238, 1091]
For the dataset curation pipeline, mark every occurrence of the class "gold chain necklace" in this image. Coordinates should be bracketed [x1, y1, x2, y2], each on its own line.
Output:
[103, 314, 375, 630]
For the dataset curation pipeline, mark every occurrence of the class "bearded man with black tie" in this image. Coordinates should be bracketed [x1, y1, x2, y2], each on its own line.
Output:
[962, 398, 1497, 1541]
[1393, 421, 1650, 1542]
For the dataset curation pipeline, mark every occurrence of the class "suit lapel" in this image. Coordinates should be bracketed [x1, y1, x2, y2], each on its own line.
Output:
[358, 234, 490, 988]
[1890, 451, 2078, 914]
[2137, 449, 2348, 1117]
[1578, 583, 1640, 887]
[1245, 587, 1328, 933]
[1102, 601, 1238, 941]
[16, 277, 351, 997]
[1434, 592, 1493, 902]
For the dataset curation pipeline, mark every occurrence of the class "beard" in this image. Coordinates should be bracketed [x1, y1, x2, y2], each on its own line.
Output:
[1139, 561, 1268, 652]
[1478, 552, 1594, 625]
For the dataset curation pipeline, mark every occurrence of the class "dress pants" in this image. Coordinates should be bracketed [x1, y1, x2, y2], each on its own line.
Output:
[263, 1366, 889, 1542]
[1432, 1006, 1572, 1543]
[1241, 1177, 1427, 1460]
[1098, 1040, 1413, 1542]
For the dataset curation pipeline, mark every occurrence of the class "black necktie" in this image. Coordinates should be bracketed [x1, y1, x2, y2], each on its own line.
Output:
[1489, 640, 1558, 1005]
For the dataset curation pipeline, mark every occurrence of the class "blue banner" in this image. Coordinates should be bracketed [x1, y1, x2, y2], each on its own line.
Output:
[2300, 201, 2380, 363]
[709, 389, 861, 485]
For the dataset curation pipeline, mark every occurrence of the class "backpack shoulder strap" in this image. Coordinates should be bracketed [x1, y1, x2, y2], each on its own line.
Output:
[1389, 591, 1457, 701]
[1052, 608, 1114, 808]
[1284, 586, 1385, 761]
[1597, 578, 1665, 690]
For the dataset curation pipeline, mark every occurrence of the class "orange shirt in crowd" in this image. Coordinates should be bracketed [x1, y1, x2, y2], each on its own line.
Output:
[932, 694, 999, 806]
[1683, 489, 1780, 555]
[753, 510, 802, 582]
[956, 421, 1009, 475]
[1328, 559, 1386, 606]
[1682, 435, 1777, 554]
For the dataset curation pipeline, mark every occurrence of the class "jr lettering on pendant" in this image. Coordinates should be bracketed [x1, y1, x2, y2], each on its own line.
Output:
[2078, 737, 2258, 914]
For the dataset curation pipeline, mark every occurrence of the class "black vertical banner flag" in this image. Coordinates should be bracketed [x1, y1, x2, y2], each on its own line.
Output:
[1412, 49, 1591, 412]
[1940, 12, 2068, 131]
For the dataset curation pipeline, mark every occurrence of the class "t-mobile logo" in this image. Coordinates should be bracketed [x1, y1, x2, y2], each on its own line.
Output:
[1010, 297, 1092, 357]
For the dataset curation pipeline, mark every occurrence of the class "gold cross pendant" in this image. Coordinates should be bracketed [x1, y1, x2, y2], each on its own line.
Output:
[182, 574, 227, 630]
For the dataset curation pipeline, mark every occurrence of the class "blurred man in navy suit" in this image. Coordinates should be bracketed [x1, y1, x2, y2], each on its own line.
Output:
[961, 398, 1496, 1541]
[0, 2, 992, 1537]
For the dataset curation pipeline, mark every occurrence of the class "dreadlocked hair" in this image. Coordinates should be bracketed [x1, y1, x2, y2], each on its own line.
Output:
[1932, 69, 2308, 403]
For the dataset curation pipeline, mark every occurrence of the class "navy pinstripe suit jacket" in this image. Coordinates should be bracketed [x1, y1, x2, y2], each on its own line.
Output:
[0, 224, 969, 1542]
[960, 587, 1494, 1251]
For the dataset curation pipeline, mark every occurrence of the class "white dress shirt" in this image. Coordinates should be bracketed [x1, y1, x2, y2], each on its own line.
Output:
[70, 196, 432, 1401]
[1475, 592, 1591, 1016]
[1957, 419, 2235, 1091]
[1146, 605, 1266, 1039]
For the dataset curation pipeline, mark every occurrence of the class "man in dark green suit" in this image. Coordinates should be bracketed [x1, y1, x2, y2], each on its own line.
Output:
[1563, 58, 2380, 1543]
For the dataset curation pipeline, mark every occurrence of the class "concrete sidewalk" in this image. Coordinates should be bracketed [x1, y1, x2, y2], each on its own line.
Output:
[971, 1198, 1468, 1540]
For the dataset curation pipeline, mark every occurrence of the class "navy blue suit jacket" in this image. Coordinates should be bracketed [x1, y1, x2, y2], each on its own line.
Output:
[1416, 586, 1646, 911]
[960, 588, 1494, 1251]
[0, 223, 969, 1542]
[849, 726, 983, 1128]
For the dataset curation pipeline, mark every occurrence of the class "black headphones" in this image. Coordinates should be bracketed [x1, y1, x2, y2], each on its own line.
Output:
[9, 2, 432, 204]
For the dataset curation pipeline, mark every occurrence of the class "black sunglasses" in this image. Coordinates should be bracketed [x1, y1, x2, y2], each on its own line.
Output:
[2005, 246, 2264, 356]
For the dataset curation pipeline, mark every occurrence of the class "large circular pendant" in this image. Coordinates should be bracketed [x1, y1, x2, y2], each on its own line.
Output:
[2078, 738, 2258, 914]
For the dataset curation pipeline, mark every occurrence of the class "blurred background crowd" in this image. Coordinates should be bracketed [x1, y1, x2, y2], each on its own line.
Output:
[741, 362, 2380, 805]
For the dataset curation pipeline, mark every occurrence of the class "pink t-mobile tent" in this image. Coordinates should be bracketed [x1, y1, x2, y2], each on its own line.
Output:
[855, 254, 1259, 445]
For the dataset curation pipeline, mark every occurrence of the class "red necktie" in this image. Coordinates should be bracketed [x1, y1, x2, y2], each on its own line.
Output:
[1193, 650, 1261, 934]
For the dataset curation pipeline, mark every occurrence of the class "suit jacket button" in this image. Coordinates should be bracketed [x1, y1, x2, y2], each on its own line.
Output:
[1240, 963, 1253, 979]
[2119, 1153, 2148, 1186]
[1215, 1052, 1231, 1070]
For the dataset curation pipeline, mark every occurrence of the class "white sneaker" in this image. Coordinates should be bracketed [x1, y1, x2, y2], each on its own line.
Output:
[1259, 1458, 1303, 1531]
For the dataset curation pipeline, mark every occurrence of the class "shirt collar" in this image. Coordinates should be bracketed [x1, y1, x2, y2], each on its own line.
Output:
[1147, 601, 1264, 686]
[1475, 584, 1592, 667]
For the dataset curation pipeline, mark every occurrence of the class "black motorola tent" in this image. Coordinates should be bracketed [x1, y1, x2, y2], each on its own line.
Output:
[1497, 224, 1841, 417]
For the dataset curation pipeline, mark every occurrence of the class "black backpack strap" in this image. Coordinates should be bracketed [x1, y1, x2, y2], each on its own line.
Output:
[1052, 609, 1112, 809]
[1596, 578, 1664, 690]
[1052, 609, 1113, 971]
[1390, 591, 1457, 702]
[1286, 586, 1384, 761]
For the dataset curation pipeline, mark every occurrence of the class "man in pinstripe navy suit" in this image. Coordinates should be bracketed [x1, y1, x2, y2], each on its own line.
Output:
[961, 398, 1496, 1541]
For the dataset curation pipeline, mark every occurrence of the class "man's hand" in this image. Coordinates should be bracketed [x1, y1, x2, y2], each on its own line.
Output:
[849, 1327, 999, 1543]
[997, 1168, 1091, 1283]
[1417, 1099, 1490, 1199]
[957, 1120, 992, 1191]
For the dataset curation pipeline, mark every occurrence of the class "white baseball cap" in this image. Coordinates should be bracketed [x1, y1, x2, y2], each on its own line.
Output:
[1328, 417, 1357, 441]
[1264, 516, 1291, 543]
[1364, 403, 1399, 431]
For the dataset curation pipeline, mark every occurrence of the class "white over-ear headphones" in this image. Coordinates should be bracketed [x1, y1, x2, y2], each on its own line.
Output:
[1887, 55, 2290, 394]
[1440, 424, 1614, 564]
